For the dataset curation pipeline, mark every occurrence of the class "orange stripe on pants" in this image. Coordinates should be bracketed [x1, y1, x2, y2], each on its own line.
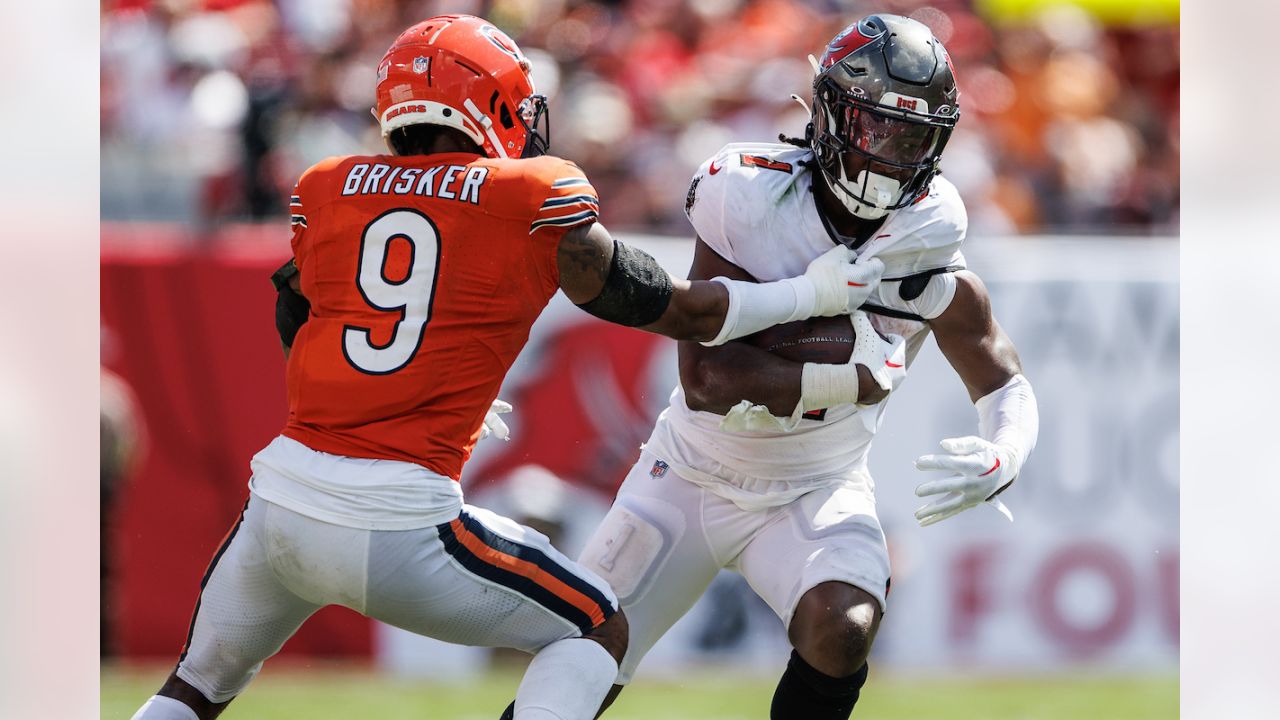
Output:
[449, 519, 606, 628]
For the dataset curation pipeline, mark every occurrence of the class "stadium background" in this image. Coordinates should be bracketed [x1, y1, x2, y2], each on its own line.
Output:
[100, 0, 1179, 717]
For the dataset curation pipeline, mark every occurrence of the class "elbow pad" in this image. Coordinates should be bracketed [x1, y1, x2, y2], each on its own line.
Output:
[575, 240, 673, 327]
[270, 259, 310, 348]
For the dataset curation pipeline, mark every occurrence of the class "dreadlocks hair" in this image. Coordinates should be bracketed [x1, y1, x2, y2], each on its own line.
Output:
[778, 125, 821, 172]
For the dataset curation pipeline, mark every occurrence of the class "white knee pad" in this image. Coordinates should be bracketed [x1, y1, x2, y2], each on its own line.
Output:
[579, 499, 682, 605]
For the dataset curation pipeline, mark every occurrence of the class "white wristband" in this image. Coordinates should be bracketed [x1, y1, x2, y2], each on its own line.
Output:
[798, 362, 861, 414]
[975, 373, 1039, 483]
[701, 276, 817, 347]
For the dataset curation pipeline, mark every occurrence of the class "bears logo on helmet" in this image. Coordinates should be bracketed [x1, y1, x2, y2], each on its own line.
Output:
[479, 24, 529, 68]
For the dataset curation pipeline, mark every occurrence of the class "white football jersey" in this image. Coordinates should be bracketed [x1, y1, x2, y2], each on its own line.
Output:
[645, 142, 969, 509]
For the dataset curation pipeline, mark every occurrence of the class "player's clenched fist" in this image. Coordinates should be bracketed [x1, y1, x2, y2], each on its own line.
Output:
[912, 436, 1014, 527]
[804, 245, 885, 317]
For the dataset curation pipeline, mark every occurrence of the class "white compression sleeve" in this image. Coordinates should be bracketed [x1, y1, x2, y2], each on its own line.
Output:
[515, 638, 618, 720]
[700, 276, 817, 347]
[131, 696, 200, 720]
[975, 373, 1039, 482]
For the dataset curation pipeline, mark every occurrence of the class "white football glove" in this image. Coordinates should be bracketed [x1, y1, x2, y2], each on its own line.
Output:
[849, 310, 906, 397]
[913, 436, 1014, 527]
[804, 245, 885, 317]
[479, 399, 513, 441]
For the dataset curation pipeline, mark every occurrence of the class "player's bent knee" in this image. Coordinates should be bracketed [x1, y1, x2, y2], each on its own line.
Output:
[789, 582, 880, 677]
[584, 609, 629, 666]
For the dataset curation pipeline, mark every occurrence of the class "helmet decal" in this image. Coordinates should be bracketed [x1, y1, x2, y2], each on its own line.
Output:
[821, 20, 882, 69]
[881, 92, 929, 114]
[479, 24, 528, 68]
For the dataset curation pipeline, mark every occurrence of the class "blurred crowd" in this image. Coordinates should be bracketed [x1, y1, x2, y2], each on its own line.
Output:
[101, 0, 1179, 236]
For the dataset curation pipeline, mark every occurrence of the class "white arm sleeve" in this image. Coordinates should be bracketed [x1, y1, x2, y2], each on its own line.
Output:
[700, 275, 817, 346]
[870, 270, 960, 321]
[975, 373, 1039, 483]
[912, 271, 960, 320]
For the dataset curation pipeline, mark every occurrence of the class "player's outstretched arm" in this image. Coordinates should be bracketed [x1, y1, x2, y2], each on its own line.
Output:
[556, 222, 884, 343]
[677, 239, 889, 416]
[913, 271, 1040, 526]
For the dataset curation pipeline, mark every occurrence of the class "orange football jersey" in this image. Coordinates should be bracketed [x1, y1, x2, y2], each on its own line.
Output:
[282, 152, 599, 480]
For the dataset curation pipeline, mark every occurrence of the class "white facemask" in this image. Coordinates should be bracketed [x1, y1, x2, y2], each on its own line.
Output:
[830, 164, 902, 220]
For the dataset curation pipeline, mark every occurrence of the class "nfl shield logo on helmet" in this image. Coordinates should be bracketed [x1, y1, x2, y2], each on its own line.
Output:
[650, 460, 669, 478]
[412, 56, 429, 74]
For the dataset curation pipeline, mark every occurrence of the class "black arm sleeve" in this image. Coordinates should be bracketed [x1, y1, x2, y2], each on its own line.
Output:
[270, 259, 310, 348]
[575, 240, 673, 327]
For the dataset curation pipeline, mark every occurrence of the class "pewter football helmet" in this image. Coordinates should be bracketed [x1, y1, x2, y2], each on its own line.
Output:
[810, 14, 960, 219]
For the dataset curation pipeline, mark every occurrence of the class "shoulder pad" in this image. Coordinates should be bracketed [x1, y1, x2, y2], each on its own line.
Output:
[289, 156, 349, 228]
[294, 155, 348, 194]
[684, 142, 811, 261]
[867, 174, 968, 279]
[489, 155, 599, 233]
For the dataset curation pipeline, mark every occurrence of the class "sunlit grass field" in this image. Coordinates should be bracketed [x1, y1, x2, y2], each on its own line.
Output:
[102, 663, 1177, 719]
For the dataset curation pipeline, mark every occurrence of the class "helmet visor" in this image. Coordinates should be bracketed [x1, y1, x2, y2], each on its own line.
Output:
[838, 104, 943, 166]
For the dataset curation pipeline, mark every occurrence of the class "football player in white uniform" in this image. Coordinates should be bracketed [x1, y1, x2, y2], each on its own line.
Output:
[577, 14, 1040, 719]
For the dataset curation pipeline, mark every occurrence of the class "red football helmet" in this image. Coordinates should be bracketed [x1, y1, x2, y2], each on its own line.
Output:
[374, 15, 549, 158]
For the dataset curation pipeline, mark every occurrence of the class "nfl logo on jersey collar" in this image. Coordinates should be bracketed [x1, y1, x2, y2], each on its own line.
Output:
[650, 460, 669, 479]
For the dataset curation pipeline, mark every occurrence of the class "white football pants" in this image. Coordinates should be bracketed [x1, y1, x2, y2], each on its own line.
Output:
[174, 494, 617, 703]
[579, 450, 890, 684]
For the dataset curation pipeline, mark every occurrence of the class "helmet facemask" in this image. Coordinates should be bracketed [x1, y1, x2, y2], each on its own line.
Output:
[811, 76, 956, 219]
[517, 94, 550, 158]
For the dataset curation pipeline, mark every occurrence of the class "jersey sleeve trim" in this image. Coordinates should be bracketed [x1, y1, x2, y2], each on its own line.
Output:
[552, 177, 593, 189]
[530, 208, 599, 234]
[530, 163, 600, 234]
[289, 186, 307, 227]
[540, 193, 599, 209]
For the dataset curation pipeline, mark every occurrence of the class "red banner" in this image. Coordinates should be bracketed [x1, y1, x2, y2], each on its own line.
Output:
[102, 224, 371, 658]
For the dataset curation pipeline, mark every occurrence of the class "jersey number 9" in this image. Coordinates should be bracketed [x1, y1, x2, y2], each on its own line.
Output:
[342, 208, 441, 375]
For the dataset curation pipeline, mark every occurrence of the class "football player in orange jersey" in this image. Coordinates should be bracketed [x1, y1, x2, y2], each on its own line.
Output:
[130, 15, 898, 720]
